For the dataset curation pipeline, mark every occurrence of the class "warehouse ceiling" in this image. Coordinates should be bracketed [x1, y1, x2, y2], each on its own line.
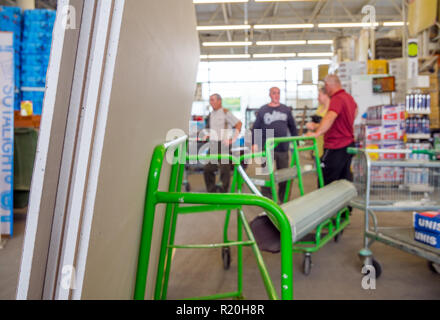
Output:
[0, 0, 405, 59]
[195, 0, 404, 58]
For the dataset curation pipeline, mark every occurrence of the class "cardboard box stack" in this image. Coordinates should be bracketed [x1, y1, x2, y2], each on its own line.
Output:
[357, 104, 406, 183]
[337, 61, 366, 94]
[413, 211, 440, 249]
[318, 64, 329, 81]
[20, 9, 55, 115]
[0, 6, 22, 111]
[368, 60, 388, 74]
[388, 58, 406, 104]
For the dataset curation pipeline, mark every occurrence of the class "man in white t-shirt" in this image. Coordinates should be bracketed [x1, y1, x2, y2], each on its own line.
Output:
[203, 94, 242, 193]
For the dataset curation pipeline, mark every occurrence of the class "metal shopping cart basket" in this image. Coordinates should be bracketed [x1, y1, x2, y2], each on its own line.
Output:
[348, 147, 440, 278]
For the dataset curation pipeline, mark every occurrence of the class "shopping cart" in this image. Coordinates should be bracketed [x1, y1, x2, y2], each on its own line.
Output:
[349, 147, 440, 277]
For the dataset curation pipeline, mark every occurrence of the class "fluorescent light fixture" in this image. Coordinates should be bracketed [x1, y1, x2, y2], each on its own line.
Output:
[254, 24, 314, 30]
[318, 22, 379, 28]
[197, 25, 251, 31]
[307, 40, 333, 45]
[200, 54, 251, 59]
[256, 40, 306, 46]
[297, 52, 333, 57]
[202, 41, 252, 47]
[194, 0, 248, 3]
[253, 53, 297, 58]
[383, 21, 405, 27]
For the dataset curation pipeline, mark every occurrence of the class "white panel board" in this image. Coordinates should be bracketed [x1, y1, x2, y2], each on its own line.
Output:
[16, 0, 84, 300]
[77, 0, 199, 299]
[54, 0, 114, 300]
[43, 0, 97, 300]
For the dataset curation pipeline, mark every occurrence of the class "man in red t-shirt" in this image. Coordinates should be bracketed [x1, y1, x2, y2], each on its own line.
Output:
[307, 75, 358, 185]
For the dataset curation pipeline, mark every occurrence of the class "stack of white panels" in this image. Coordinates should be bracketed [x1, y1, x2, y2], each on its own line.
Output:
[17, 0, 199, 300]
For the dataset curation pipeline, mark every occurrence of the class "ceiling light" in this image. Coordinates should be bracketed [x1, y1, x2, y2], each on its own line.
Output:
[318, 22, 379, 28]
[254, 24, 314, 30]
[203, 41, 252, 47]
[197, 25, 251, 31]
[256, 40, 306, 46]
[194, 0, 248, 4]
[297, 52, 333, 57]
[307, 40, 333, 45]
[253, 53, 297, 58]
[201, 54, 251, 59]
[383, 21, 405, 27]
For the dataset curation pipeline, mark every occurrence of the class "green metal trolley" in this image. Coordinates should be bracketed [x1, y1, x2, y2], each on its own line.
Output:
[134, 135, 294, 300]
[134, 135, 356, 300]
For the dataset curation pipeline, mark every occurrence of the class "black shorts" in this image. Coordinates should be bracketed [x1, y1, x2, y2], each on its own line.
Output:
[320, 143, 355, 186]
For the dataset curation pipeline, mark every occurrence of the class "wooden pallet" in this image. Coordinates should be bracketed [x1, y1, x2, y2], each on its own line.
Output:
[14, 111, 41, 128]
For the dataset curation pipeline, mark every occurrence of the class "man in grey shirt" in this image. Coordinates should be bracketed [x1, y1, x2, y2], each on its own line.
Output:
[203, 94, 242, 193]
[252, 87, 298, 202]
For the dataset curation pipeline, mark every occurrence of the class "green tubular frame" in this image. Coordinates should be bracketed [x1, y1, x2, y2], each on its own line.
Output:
[263, 137, 350, 254]
[264, 136, 324, 202]
[134, 137, 293, 300]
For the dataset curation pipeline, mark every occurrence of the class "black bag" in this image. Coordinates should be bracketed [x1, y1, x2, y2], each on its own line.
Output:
[311, 115, 322, 124]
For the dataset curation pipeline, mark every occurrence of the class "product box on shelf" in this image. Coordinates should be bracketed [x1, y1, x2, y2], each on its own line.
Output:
[414, 228, 440, 249]
[383, 123, 405, 140]
[382, 104, 405, 123]
[368, 60, 388, 74]
[365, 126, 382, 141]
[366, 104, 405, 125]
[369, 167, 404, 183]
[381, 142, 405, 160]
[413, 211, 440, 235]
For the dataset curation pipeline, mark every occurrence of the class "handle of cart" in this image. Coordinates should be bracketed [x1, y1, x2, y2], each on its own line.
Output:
[134, 135, 294, 300]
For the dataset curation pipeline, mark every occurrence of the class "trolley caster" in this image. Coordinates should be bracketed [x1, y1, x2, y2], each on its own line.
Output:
[362, 258, 382, 279]
[428, 261, 440, 275]
[222, 247, 231, 270]
[184, 183, 191, 192]
[302, 254, 312, 276]
[334, 230, 344, 243]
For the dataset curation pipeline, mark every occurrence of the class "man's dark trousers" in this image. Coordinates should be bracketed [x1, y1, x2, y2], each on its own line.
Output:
[320, 143, 355, 186]
[204, 142, 232, 193]
[261, 151, 289, 202]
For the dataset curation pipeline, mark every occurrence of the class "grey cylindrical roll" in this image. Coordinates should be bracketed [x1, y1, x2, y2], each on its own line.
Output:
[281, 180, 357, 242]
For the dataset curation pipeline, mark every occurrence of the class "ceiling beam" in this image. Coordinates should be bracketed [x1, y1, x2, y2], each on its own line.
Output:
[221, 4, 234, 53]
[336, 0, 357, 22]
[389, 0, 403, 15]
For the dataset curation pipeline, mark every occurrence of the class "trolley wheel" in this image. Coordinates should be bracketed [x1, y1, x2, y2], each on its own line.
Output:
[334, 230, 344, 243]
[185, 183, 191, 192]
[363, 258, 382, 279]
[428, 261, 440, 275]
[302, 254, 312, 276]
[222, 247, 231, 270]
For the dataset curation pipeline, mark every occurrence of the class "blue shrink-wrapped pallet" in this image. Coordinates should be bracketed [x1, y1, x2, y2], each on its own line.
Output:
[23, 9, 55, 23]
[21, 76, 46, 88]
[0, 6, 22, 51]
[0, 6, 22, 93]
[21, 53, 50, 66]
[20, 8, 55, 115]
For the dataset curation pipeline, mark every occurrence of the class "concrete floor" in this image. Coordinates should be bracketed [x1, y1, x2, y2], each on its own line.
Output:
[1, 166, 439, 300]
[166, 168, 440, 300]
[0, 209, 26, 300]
